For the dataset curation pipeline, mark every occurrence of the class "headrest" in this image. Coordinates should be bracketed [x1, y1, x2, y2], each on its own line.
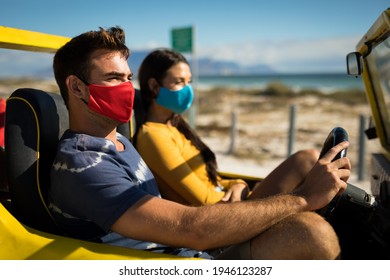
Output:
[5, 88, 68, 233]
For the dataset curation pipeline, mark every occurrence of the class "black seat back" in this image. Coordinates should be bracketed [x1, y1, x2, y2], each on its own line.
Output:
[4, 88, 144, 234]
[117, 89, 145, 141]
[5, 88, 68, 234]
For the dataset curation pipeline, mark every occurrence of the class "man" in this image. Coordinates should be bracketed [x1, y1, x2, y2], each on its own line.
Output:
[49, 26, 351, 259]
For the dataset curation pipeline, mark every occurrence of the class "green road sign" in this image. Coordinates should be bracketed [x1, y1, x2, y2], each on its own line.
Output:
[171, 26, 193, 53]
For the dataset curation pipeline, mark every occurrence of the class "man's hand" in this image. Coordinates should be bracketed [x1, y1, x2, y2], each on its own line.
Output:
[294, 141, 351, 211]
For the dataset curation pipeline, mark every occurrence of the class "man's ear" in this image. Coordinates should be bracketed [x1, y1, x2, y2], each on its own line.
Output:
[147, 78, 160, 97]
[66, 75, 87, 98]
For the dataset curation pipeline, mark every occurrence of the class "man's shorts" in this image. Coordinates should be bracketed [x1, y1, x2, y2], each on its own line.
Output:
[168, 241, 252, 260]
[214, 240, 252, 260]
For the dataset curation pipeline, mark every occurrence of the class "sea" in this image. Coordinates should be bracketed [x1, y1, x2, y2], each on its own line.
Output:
[195, 73, 364, 93]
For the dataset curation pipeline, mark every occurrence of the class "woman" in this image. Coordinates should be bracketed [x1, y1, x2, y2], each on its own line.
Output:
[135, 49, 319, 206]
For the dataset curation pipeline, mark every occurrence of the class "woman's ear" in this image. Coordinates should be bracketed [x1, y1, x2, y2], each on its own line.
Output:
[147, 78, 160, 97]
[66, 75, 87, 98]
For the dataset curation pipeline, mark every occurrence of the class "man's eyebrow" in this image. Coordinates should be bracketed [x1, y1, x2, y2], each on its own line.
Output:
[103, 71, 132, 78]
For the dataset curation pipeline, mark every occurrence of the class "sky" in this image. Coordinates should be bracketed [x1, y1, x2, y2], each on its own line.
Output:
[0, 0, 388, 76]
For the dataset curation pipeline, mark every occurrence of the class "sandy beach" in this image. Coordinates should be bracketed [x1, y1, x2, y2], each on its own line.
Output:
[195, 86, 381, 193]
[0, 79, 380, 193]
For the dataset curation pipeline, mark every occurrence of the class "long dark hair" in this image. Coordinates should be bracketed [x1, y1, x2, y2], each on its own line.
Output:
[138, 49, 219, 185]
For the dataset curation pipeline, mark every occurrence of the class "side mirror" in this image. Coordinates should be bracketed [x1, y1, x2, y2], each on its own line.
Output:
[346, 52, 363, 76]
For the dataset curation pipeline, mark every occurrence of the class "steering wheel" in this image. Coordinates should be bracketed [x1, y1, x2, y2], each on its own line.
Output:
[316, 127, 349, 217]
[319, 127, 348, 160]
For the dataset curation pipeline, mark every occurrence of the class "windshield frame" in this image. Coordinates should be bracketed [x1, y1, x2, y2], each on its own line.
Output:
[356, 9, 390, 153]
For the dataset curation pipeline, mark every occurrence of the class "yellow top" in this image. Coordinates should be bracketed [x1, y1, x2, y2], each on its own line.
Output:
[136, 122, 247, 206]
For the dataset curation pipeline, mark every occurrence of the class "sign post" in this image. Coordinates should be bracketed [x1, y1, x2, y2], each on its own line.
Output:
[171, 26, 197, 128]
[171, 27, 193, 53]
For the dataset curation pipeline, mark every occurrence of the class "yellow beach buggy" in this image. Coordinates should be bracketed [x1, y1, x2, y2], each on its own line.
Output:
[1, 8, 390, 260]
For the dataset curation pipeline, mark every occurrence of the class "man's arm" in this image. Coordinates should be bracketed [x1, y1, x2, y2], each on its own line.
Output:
[112, 192, 308, 251]
[112, 141, 350, 251]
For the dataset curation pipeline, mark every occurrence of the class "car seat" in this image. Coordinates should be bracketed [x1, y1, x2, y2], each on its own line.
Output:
[5, 88, 68, 234]
[4, 88, 143, 234]
[117, 89, 144, 141]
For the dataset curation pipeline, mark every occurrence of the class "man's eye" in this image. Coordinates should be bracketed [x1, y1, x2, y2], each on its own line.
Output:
[108, 77, 126, 83]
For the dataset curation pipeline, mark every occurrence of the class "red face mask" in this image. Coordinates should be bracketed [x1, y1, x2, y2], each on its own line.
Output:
[85, 81, 135, 123]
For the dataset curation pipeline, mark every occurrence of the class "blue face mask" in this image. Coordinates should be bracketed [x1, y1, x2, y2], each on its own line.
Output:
[156, 84, 194, 114]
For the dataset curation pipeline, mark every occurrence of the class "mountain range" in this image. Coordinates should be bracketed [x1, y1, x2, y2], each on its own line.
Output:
[31, 50, 275, 79]
[128, 50, 275, 77]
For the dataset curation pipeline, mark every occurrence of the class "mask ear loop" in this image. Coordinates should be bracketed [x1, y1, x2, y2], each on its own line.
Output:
[76, 75, 90, 85]
[80, 98, 89, 105]
[76, 76, 90, 105]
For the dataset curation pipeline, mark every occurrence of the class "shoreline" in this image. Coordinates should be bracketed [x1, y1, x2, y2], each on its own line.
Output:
[0, 73, 364, 96]
[195, 72, 364, 92]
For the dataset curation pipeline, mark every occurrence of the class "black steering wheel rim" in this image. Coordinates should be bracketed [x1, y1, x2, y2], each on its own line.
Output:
[316, 127, 348, 217]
